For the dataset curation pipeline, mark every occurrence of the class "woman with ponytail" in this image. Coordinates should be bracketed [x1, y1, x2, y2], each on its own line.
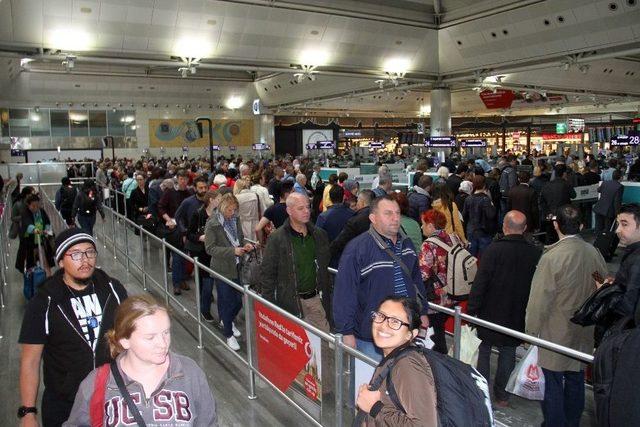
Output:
[64, 294, 217, 426]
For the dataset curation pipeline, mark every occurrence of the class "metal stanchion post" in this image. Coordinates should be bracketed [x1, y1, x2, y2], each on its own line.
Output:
[162, 239, 169, 307]
[111, 208, 117, 260]
[101, 213, 107, 249]
[193, 257, 203, 349]
[124, 215, 130, 272]
[139, 225, 147, 291]
[115, 191, 119, 221]
[453, 306, 462, 360]
[334, 334, 344, 427]
[244, 286, 257, 400]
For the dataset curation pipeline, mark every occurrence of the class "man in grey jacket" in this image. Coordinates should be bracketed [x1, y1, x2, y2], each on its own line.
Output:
[260, 192, 331, 332]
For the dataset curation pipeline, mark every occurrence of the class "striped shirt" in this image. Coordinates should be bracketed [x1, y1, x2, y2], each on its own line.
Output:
[381, 235, 409, 297]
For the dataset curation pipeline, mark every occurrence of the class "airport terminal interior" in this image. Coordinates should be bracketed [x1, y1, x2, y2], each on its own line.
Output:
[1, 0, 640, 425]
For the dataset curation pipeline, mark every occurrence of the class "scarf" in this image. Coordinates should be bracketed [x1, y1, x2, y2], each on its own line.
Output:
[217, 211, 240, 247]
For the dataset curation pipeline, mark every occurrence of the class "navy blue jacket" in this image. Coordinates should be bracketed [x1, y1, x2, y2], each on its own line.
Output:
[333, 226, 427, 342]
[175, 195, 204, 233]
[317, 203, 356, 267]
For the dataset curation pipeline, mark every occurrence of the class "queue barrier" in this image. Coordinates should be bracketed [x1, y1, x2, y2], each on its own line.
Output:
[17, 182, 596, 426]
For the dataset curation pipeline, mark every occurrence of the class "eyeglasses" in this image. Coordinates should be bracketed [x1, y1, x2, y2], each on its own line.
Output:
[370, 311, 411, 330]
[65, 249, 98, 261]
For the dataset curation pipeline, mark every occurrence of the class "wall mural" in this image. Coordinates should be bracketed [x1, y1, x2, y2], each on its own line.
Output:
[149, 118, 254, 148]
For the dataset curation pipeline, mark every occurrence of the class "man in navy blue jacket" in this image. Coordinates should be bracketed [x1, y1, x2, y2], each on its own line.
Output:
[333, 195, 429, 361]
[316, 185, 355, 267]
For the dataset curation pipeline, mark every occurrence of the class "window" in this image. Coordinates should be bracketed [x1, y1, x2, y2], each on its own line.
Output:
[69, 110, 89, 137]
[30, 109, 51, 137]
[50, 110, 70, 137]
[8, 109, 30, 137]
[89, 111, 107, 136]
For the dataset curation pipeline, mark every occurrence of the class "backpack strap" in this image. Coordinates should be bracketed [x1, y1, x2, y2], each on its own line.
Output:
[425, 236, 453, 252]
[90, 363, 111, 427]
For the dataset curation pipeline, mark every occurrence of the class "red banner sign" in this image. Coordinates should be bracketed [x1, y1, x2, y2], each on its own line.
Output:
[254, 301, 322, 402]
[479, 89, 516, 109]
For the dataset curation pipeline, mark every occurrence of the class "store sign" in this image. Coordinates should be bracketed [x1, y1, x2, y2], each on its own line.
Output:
[567, 118, 585, 133]
[210, 145, 221, 151]
[556, 123, 568, 134]
[611, 134, 640, 146]
[254, 302, 323, 402]
[425, 136, 457, 147]
[633, 118, 640, 124]
[342, 130, 362, 137]
[479, 89, 516, 109]
[252, 143, 270, 150]
[460, 139, 487, 147]
[542, 133, 583, 141]
[368, 141, 385, 149]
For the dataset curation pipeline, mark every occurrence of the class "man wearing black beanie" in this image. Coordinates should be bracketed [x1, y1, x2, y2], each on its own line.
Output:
[18, 228, 128, 427]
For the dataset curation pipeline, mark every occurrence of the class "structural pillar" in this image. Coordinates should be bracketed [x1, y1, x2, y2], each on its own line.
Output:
[430, 87, 452, 161]
[526, 125, 532, 154]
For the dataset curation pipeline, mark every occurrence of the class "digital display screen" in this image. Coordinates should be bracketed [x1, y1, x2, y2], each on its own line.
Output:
[425, 136, 456, 147]
[210, 145, 221, 151]
[460, 139, 487, 147]
[610, 134, 640, 146]
[368, 141, 384, 149]
[252, 143, 270, 150]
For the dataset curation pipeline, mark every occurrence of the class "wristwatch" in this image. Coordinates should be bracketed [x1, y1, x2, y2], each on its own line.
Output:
[17, 406, 37, 418]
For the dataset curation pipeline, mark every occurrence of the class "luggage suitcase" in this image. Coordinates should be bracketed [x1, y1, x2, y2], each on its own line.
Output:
[594, 221, 619, 262]
[23, 265, 46, 300]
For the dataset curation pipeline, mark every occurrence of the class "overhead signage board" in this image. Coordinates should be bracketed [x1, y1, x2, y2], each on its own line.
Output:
[342, 130, 362, 137]
[460, 139, 487, 147]
[252, 142, 271, 150]
[368, 141, 384, 149]
[611, 134, 640, 146]
[567, 118, 585, 133]
[210, 145, 220, 151]
[417, 123, 425, 135]
[305, 141, 335, 150]
[479, 89, 516, 109]
[252, 99, 261, 115]
[556, 123, 568, 134]
[425, 136, 457, 147]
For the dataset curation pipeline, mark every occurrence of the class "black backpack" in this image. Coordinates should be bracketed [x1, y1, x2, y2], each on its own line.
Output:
[355, 346, 493, 427]
[593, 317, 637, 426]
[60, 186, 77, 211]
[79, 190, 97, 215]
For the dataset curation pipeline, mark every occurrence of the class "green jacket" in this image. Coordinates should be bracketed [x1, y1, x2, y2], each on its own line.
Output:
[260, 219, 330, 317]
[204, 212, 245, 280]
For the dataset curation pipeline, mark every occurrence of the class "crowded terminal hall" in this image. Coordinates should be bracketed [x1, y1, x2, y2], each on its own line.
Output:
[2, 0, 640, 426]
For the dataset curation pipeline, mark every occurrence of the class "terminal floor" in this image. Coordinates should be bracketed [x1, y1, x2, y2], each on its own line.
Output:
[1, 206, 612, 426]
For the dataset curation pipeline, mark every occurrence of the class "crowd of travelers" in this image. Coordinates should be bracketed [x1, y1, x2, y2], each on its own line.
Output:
[3, 148, 640, 426]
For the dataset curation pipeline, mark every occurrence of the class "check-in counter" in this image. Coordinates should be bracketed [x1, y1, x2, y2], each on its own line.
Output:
[622, 181, 640, 203]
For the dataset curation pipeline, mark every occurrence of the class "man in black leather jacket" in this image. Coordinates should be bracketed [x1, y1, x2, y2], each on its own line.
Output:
[609, 203, 640, 318]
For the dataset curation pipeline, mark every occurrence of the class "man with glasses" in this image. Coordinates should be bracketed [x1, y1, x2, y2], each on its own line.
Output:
[18, 228, 128, 427]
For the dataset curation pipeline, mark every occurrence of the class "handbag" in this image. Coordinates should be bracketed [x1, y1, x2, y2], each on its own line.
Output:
[241, 245, 262, 292]
[110, 361, 147, 427]
[571, 282, 625, 326]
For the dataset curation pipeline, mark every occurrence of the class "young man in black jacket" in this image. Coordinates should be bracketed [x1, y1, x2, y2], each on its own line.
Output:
[18, 228, 128, 427]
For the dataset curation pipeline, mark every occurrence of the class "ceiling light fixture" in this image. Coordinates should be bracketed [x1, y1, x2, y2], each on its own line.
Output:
[226, 96, 244, 110]
[294, 64, 319, 82]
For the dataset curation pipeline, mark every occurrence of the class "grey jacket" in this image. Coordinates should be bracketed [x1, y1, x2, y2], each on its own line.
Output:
[64, 352, 217, 426]
[260, 218, 330, 317]
[204, 212, 245, 280]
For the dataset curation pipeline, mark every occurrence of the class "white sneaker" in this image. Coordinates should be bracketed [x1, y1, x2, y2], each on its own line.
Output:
[226, 336, 240, 351]
[220, 321, 242, 338]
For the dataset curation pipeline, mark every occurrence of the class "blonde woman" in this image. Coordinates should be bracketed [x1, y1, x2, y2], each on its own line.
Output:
[64, 294, 217, 426]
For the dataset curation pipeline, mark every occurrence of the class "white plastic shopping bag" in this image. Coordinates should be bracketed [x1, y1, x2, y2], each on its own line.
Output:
[505, 345, 545, 400]
[449, 325, 481, 365]
[415, 327, 436, 349]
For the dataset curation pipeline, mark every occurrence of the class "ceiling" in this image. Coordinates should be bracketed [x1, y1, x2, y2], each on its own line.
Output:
[0, 0, 639, 118]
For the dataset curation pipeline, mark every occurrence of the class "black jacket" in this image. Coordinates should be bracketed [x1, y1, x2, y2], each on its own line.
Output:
[462, 193, 497, 239]
[18, 269, 128, 401]
[446, 174, 463, 195]
[613, 242, 640, 318]
[260, 219, 330, 317]
[329, 206, 371, 262]
[593, 180, 624, 219]
[129, 187, 148, 217]
[507, 183, 539, 231]
[467, 235, 542, 346]
[540, 178, 576, 217]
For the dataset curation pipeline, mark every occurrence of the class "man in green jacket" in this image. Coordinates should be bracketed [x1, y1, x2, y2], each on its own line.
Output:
[526, 204, 608, 427]
[260, 192, 331, 332]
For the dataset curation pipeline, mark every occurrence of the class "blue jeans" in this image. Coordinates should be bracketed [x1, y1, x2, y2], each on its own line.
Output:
[200, 276, 214, 315]
[77, 214, 96, 235]
[171, 253, 185, 288]
[541, 368, 585, 427]
[356, 338, 383, 363]
[216, 279, 242, 338]
[476, 342, 516, 401]
[469, 235, 493, 258]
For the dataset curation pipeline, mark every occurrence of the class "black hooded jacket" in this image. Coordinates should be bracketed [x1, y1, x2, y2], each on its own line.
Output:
[19, 268, 128, 401]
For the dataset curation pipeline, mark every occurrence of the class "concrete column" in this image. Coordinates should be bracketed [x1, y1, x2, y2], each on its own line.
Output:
[429, 88, 452, 136]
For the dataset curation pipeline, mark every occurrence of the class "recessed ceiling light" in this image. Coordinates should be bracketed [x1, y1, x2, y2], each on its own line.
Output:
[207, 19, 217, 26]
[310, 30, 319, 35]
[80, 7, 92, 14]
[395, 40, 403, 45]
[74, 84, 81, 88]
